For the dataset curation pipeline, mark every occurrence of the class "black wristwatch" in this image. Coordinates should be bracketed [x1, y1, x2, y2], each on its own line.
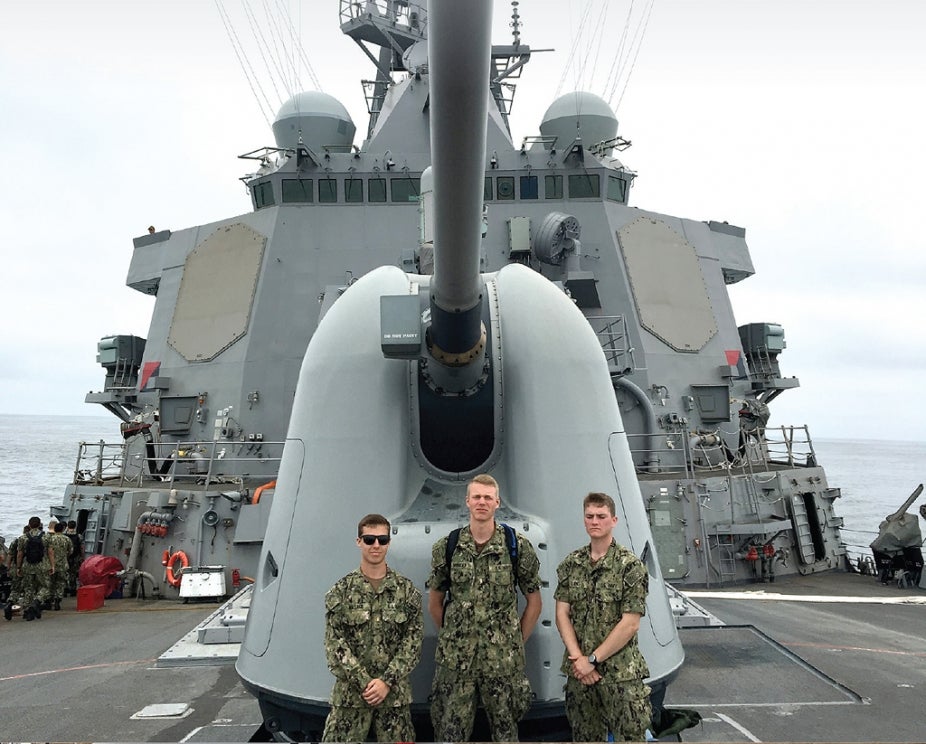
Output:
[588, 653, 599, 667]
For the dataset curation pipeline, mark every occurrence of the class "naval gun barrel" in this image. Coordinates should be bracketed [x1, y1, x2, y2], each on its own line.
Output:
[886, 483, 924, 521]
[427, 0, 493, 364]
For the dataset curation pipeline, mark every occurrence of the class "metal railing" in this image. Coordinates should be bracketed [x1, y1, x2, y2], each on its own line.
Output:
[626, 424, 818, 477]
[72, 439, 285, 488]
[762, 425, 817, 467]
[589, 314, 636, 375]
[73, 440, 126, 485]
[339, 0, 428, 36]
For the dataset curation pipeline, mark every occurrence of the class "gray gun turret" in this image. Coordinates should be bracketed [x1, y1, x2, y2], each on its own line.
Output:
[236, 0, 682, 738]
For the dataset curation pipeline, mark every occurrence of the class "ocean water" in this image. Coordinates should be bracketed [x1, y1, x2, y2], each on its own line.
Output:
[1, 414, 923, 561]
[0, 414, 120, 544]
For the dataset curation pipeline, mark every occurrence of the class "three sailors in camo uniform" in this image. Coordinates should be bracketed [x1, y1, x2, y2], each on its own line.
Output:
[323, 481, 651, 742]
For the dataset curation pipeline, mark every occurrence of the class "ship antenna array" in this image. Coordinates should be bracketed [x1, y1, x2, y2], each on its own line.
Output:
[554, 0, 656, 114]
[510, 1, 521, 49]
[214, 0, 324, 127]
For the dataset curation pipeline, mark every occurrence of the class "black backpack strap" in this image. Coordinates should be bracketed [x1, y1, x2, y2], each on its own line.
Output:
[500, 523, 520, 581]
[442, 528, 462, 604]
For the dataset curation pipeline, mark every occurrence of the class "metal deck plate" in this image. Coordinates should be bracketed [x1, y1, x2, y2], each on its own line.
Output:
[668, 625, 863, 707]
[157, 585, 252, 667]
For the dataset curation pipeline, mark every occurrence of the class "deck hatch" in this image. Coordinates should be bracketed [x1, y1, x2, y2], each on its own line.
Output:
[669, 625, 862, 707]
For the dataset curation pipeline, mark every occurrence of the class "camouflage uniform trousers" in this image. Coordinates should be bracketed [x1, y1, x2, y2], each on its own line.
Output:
[68, 556, 84, 593]
[48, 566, 68, 602]
[564, 676, 652, 742]
[321, 704, 413, 742]
[9, 568, 23, 605]
[48, 534, 71, 601]
[49, 560, 69, 601]
[430, 663, 533, 742]
[19, 565, 52, 607]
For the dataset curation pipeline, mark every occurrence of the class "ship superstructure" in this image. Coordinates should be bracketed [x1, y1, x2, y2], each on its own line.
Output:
[57, 0, 844, 612]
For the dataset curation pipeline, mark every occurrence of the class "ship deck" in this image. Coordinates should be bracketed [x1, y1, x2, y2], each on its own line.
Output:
[1, 572, 923, 742]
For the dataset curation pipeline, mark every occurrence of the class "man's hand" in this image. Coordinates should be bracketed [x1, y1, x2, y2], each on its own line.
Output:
[568, 653, 600, 684]
[362, 678, 391, 707]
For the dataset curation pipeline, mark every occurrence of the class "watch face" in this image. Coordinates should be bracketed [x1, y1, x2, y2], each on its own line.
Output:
[589, 653, 597, 665]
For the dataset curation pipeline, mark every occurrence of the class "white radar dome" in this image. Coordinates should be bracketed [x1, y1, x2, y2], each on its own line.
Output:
[272, 91, 356, 152]
[539, 91, 618, 152]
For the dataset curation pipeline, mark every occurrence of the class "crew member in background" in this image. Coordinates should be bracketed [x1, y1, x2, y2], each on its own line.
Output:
[555, 492, 652, 742]
[427, 474, 542, 742]
[65, 520, 84, 596]
[0, 536, 10, 607]
[322, 514, 422, 742]
[15, 517, 55, 621]
[3, 527, 28, 620]
[48, 521, 73, 610]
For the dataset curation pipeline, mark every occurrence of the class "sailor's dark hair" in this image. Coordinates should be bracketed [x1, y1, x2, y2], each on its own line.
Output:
[583, 492, 616, 517]
[357, 513, 390, 537]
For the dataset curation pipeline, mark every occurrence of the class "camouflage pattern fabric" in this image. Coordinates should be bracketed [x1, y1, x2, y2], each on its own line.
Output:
[321, 704, 413, 742]
[427, 524, 541, 740]
[323, 567, 421, 741]
[555, 540, 651, 741]
[66, 533, 84, 593]
[430, 663, 532, 742]
[7, 540, 22, 604]
[14, 531, 52, 606]
[564, 676, 652, 741]
[47, 533, 72, 601]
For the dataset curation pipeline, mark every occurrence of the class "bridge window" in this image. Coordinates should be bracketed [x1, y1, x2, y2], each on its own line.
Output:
[254, 180, 275, 208]
[569, 174, 600, 198]
[391, 177, 421, 202]
[607, 175, 627, 203]
[496, 176, 515, 200]
[545, 175, 563, 199]
[282, 179, 313, 203]
[319, 178, 338, 203]
[520, 175, 538, 199]
[345, 178, 364, 203]
[369, 178, 387, 203]
[484, 176, 493, 201]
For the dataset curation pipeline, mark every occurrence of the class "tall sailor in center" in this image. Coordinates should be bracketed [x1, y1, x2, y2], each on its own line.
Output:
[427, 474, 542, 741]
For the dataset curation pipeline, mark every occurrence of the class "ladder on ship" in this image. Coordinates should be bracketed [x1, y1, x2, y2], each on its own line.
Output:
[82, 499, 112, 557]
[706, 472, 766, 585]
[788, 493, 817, 565]
[714, 535, 738, 583]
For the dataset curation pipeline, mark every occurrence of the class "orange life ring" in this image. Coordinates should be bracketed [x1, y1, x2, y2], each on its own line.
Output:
[166, 550, 189, 587]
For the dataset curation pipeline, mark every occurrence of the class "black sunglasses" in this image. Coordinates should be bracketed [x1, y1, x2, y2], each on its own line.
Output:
[360, 534, 391, 545]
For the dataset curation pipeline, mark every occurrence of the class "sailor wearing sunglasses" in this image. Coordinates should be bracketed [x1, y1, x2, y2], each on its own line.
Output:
[322, 513, 423, 742]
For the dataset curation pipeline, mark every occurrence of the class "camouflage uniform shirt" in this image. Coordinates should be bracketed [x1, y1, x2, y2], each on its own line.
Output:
[427, 524, 541, 675]
[15, 531, 52, 571]
[48, 533, 72, 572]
[554, 540, 650, 682]
[324, 567, 422, 706]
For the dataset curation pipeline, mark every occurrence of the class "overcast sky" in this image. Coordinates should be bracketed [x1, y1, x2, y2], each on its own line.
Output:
[1, 1, 924, 442]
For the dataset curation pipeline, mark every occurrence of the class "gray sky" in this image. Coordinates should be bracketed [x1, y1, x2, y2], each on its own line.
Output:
[2, 1, 924, 442]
